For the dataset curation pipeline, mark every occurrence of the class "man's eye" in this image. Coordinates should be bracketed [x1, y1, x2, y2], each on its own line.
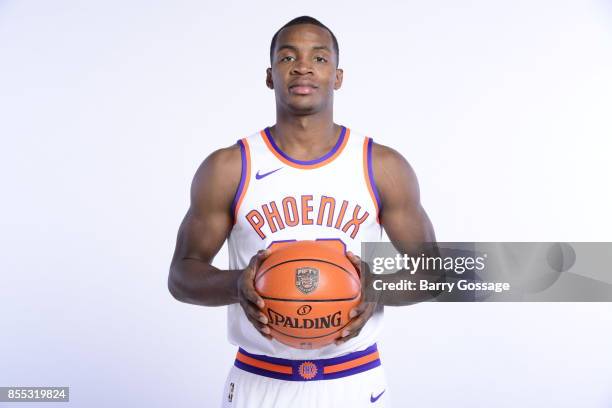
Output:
[314, 56, 327, 63]
[281, 56, 295, 62]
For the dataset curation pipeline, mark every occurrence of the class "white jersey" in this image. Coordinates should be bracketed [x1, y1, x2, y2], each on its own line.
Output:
[227, 125, 384, 359]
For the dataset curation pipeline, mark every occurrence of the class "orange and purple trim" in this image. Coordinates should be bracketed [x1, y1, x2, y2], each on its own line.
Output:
[231, 138, 251, 224]
[363, 137, 382, 224]
[261, 126, 350, 169]
[234, 343, 381, 381]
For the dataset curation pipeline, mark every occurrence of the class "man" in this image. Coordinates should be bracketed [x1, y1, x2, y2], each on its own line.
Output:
[168, 16, 438, 408]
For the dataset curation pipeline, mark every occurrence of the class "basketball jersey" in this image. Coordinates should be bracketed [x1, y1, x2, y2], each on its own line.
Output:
[227, 125, 384, 360]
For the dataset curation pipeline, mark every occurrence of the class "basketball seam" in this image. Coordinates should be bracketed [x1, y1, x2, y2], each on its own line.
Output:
[260, 295, 359, 302]
[256, 258, 361, 286]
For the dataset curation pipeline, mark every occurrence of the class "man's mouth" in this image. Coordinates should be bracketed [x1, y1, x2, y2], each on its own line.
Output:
[289, 83, 318, 95]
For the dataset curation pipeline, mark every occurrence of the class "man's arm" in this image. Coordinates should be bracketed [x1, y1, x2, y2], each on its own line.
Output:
[336, 142, 440, 343]
[168, 145, 241, 305]
[370, 142, 442, 305]
[167, 144, 271, 337]
[375, 143, 436, 255]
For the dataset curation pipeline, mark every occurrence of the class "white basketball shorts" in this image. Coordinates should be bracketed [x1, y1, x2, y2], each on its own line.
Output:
[220, 343, 390, 408]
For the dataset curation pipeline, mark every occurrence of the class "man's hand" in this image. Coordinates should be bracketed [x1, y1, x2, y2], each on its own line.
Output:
[335, 251, 380, 345]
[237, 250, 273, 340]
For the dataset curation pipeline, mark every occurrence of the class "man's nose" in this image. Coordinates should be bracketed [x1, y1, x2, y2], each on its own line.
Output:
[291, 58, 313, 74]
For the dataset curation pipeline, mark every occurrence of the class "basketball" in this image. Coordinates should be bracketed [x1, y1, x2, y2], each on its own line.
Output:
[254, 240, 361, 349]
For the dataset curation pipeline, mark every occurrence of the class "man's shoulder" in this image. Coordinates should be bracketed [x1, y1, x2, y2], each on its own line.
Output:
[206, 143, 242, 167]
[190, 143, 242, 205]
[194, 126, 265, 184]
[369, 140, 420, 203]
[370, 140, 410, 168]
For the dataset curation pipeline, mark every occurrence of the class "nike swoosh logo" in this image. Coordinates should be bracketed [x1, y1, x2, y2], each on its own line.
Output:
[255, 167, 282, 180]
[370, 390, 385, 403]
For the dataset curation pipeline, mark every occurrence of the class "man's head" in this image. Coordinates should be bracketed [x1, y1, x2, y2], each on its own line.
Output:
[269, 16, 340, 68]
[266, 16, 343, 116]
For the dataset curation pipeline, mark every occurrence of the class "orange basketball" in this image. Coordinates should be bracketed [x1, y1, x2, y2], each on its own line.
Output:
[255, 240, 361, 349]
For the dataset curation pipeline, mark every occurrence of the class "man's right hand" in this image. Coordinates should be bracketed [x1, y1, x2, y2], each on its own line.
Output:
[237, 250, 272, 340]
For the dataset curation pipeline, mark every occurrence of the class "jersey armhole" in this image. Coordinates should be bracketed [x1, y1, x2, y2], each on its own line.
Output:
[230, 138, 251, 224]
[362, 137, 382, 224]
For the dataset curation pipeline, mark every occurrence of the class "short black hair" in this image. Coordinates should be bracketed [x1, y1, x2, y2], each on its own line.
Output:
[269, 16, 339, 67]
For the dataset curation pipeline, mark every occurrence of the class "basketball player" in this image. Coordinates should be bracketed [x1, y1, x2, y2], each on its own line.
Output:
[168, 16, 438, 408]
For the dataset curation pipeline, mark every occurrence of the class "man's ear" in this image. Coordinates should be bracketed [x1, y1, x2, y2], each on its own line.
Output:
[334, 68, 343, 90]
[266, 68, 274, 89]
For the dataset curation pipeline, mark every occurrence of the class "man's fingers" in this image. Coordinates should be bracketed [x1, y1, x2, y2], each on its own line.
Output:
[243, 285, 265, 309]
[346, 250, 360, 262]
[253, 320, 272, 339]
[257, 249, 271, 260]
[253, 320, 271, 335]
[346, 251, 362, 271]
[243, 311, 272, 338]
[255, 322, 273, 339]
[336, 303, 376, 344]
[347, 251, 373, 282]
[348, 300, 372, 319]
[335, 328, 361, 344]
[344, 313, 367, 334]
[241, 250, 270, 308]
[237, 249, 274, 340]
[252, 249, 271, 269]
[240, 299, 268, 324]
[336, 311, 370, 344]
[245, 249, 270, 274]
[250, 316, 272, 340]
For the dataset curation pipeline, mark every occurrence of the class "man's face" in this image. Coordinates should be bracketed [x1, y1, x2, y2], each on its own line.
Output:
[267, 24, 343, 115]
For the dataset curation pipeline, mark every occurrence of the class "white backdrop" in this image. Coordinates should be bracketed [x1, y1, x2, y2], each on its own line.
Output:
[1, 0, 612, 407]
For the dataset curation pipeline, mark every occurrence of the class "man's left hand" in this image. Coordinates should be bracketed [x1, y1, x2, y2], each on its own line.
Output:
[335, 251, 380, 345]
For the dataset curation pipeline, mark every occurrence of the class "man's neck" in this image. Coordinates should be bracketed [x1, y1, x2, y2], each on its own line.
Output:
[271, 110, 340, 155]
